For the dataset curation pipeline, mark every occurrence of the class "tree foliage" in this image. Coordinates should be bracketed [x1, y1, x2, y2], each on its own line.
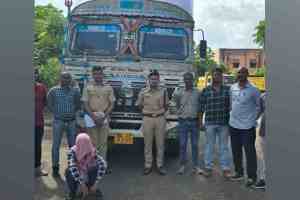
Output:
[34, 4, 65, 87]
[193, 44, 231, 76]
[34, 4, 65, 65]
[39, 57, 62, 87]
[254, 66, 266, 77]
[253, 20, 266, 48]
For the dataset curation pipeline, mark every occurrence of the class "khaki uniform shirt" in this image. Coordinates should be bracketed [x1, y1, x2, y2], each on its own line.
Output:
[81, 82, 115, 113]
[136, 87, 169, 115]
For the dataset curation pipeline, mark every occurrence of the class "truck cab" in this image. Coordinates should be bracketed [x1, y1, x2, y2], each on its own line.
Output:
[62, 0, 195, 147]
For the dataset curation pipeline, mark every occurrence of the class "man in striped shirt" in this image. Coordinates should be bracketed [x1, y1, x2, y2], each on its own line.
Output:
[47, 72, 81, 177]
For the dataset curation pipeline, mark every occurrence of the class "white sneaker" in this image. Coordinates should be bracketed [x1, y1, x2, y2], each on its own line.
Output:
[193, 167, 204, 175]
[177, 165, 185, 175]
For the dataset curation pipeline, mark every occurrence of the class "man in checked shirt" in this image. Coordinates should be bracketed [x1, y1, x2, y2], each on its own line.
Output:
[65, 133, 106, 200]
[199, 68, 231, 178]
[47, 72, 81, 178]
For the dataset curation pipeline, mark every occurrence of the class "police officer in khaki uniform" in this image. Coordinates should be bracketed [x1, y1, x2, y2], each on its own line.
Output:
[81, 66, 115, 166]
[136, 70, 169, 175]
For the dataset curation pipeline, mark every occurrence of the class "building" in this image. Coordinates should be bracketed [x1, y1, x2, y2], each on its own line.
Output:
[214, 48, 265, 73]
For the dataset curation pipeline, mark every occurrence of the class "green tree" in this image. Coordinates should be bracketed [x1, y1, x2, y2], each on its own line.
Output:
[254, 66, 266, 77]
[253, 20, 266, 48]
[219, 62, 231, 74]
[39, 57, 62, 88]
[34, 4, 65, 87]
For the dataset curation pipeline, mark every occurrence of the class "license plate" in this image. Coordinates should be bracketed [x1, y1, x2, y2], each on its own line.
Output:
[114, 133, 133, 144]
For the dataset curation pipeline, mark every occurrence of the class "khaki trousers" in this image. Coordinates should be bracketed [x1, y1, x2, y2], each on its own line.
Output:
[88, 124, 109, 161]
[142, 116, 166, 168]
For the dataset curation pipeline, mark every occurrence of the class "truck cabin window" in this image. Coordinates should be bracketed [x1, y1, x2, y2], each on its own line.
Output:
[138, 26, 188, 60]
[71, 24, 120, 56]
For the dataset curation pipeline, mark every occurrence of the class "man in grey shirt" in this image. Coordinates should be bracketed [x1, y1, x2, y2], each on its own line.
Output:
[172, 72, 203, 175]
[229, 67, 261, 187]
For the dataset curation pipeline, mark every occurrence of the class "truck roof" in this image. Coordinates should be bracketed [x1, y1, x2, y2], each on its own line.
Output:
[71, 0, 194, 23]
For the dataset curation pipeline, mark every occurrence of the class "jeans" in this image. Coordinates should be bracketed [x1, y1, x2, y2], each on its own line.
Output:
[230, 126, 257, 180]
[35, 126, 44, 168]
[65, 166, 98, 194]
[204, 125, 230, 170]
[178, 119, 199, 167]
[52, 119, 76, 167]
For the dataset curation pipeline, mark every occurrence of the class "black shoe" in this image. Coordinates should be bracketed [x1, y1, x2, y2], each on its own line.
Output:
[105, 167, 112, 175]
[203, 168, 213, 178]
[230, 173, 244, 181]
[95, 189, 104, 200]
[65, 193, 76, 200]
[245, 178, 256, 187]
[254, 179, 266, 189]
[52, 166, 60, 178]
[143, 167, 152, 175]
[157, 166, 167, 176]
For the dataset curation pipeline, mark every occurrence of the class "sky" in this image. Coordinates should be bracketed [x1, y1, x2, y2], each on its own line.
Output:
[35, 0, 265, 49]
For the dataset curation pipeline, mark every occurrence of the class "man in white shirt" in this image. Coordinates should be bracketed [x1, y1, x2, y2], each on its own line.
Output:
[229, 67, 261, 187]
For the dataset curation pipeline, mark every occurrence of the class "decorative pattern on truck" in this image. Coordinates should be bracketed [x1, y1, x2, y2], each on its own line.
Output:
[71, 0, 193, 22]
[119, 17, 142, 57]
[120, 0, 144, 10]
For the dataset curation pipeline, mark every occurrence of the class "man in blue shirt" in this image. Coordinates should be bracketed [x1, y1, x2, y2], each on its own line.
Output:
[229, 67, 261, 187]
[47, 72, 81, 177]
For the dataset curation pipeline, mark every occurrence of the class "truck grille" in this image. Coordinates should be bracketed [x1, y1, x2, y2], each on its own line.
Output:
[113, 87, 144, 113]
[109, 77, 181, 119]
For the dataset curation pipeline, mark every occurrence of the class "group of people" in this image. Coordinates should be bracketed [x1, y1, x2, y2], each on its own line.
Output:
[34, 65, 266, 200]
[35, 67, 112, 199]
[137, 67, 266, 190]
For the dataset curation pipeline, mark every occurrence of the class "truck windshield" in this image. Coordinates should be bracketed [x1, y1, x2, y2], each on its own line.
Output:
[71, 24, 121, 56]
[138, 26, 188, 60]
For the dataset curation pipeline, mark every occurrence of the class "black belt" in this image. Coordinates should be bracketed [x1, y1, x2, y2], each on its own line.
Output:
[55, 118, 75, 122]
[179, 117, 198, 121]
[143, 113, 165, 118]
